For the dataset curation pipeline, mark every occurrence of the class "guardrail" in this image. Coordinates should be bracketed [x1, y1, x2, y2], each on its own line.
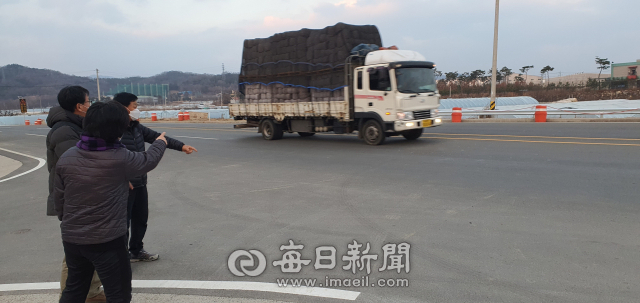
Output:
[439, 106, 640, 118]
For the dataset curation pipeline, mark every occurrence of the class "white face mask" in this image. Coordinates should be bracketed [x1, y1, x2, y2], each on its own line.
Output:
[129, 109, 141, 121]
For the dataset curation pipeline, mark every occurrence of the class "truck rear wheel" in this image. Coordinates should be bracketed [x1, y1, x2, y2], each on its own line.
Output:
[402, 128, 423, 140]
[298, 132, 315, 137]
[362, 120, 385, 145]
[261, 119, 283, 140]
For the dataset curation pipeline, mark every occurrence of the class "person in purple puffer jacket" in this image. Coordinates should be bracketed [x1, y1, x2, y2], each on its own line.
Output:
[53, 101, 167, 303]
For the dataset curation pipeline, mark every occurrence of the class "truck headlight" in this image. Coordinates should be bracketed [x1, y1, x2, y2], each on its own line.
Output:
[396, 111, 414, 120]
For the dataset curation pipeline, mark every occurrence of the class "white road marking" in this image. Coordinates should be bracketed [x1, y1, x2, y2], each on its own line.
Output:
[174, 136, 219, 140]
[0, 280, 360, 300]
[0, 148, 46, 183]
[26, 134, 46, 137]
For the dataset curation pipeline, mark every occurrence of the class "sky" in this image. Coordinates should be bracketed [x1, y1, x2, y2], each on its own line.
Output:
[0, 0, 638, 78]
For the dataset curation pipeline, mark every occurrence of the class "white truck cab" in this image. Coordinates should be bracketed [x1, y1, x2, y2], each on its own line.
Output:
[352, 50, 442, 139]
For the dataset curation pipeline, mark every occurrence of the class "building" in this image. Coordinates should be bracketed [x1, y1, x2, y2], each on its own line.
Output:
[611, 60, 639, 80]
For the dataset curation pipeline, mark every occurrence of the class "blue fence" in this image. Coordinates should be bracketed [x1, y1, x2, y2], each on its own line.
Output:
[0, 110, 231, 126]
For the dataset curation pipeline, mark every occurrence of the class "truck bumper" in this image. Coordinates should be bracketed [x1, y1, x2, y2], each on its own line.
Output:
[393, 116, 442, 131]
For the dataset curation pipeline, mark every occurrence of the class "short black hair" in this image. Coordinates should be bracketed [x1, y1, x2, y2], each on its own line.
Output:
[83, 101, 130, 143]
[113, 92, 138, 107]
[57, 86, 89, 112]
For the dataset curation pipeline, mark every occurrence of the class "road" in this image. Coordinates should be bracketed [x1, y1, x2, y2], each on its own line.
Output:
[1, 122, 639, 302]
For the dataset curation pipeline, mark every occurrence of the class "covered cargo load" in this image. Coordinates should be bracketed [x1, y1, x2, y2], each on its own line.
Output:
[239, 23, 382, 103]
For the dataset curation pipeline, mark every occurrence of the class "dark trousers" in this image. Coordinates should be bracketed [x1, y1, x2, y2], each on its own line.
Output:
[60, 235, 132, 303]
[127, 185, 149, 255]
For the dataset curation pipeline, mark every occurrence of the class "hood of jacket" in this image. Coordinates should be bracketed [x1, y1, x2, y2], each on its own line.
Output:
[46, 106, 83, 129]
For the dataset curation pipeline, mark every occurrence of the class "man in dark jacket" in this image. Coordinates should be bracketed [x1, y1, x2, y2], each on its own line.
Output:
[54, 101, 168, 303]
[113, 92, 197, 262]
[46, 86, 105, 302]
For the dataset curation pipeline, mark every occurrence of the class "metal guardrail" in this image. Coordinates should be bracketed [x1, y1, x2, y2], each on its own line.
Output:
[439, 107, 640, 118]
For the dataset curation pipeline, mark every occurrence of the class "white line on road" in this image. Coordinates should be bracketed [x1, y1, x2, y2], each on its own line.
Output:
[26, 134, 46, 137]
[0, 148, 46, 183]
[0, 280, 360, 301]
[174, 136, 219, 140]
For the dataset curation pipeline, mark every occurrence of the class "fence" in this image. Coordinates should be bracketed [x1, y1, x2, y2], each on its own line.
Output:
[439, 106, 640, 119]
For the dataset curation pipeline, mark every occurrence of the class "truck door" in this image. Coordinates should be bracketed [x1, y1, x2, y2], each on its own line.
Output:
[354, 65, 395, 122]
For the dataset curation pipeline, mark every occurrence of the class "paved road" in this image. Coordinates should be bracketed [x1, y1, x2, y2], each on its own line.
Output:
[1, 122, 639, 302]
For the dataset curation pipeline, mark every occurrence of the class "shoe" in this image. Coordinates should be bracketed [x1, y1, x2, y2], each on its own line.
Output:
[130, 249, 159, 262]
[85, 291, 106, 302]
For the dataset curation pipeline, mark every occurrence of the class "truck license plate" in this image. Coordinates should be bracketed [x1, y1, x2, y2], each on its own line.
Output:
[422, 119, 432, 127]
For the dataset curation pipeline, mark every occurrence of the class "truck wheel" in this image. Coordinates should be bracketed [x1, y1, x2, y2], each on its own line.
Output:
[261, 119, 283, 140]
[402, 128, 423, 140]
[298, 132, 315, 137]
[362, 120, 385, 145]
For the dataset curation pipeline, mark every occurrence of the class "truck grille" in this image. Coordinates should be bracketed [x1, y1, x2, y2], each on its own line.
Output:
[413, 110, 431, 120]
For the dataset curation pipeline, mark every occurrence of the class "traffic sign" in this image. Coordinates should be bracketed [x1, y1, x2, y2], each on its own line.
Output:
[19, 99, 27, 114]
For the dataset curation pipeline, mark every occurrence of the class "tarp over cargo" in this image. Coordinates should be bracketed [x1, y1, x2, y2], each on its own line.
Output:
[239, 23, 382, 103]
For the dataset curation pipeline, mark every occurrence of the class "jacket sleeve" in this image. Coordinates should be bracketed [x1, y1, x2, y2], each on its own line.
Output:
[140, 124, 185, 152]
[52, 126, 81, 160]
[124, 140, 167, 180]
[53, 168, 65, 221]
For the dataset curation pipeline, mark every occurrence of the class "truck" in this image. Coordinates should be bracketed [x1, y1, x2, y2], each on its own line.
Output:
[230, 23, 442, 145]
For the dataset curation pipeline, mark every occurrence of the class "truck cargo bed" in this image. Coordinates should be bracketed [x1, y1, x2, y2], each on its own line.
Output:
[229, 99, 349, 122]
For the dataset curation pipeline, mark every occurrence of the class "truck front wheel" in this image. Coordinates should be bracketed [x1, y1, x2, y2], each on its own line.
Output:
[362, 120, 385, 145]
[402, 128, 423, 140]
[261, 119, 283, 140]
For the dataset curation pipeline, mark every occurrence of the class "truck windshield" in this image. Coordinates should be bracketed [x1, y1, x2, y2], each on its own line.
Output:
[395, 67, 437, 93]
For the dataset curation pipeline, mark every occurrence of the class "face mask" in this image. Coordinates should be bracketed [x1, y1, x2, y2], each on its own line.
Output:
[129, 109, 141, 121]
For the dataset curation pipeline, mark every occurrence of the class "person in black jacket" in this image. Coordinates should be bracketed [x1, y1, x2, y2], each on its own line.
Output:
[113, 92, 197, 262]
[54, 101, 168, 303]
[46, 86, 106, 302]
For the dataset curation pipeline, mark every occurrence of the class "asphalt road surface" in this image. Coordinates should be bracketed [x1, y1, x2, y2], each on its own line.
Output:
[1, 122, 639, 303]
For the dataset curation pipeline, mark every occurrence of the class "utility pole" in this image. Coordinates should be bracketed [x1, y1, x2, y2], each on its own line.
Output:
[489, 0, 500, 111]
[96, 69, 101, 102]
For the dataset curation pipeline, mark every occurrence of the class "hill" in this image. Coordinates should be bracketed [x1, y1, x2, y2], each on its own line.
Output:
[0, 64, 238, 109]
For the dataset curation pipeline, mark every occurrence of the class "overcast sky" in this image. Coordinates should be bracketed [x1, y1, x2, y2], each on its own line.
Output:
[1, 0, 638, 78]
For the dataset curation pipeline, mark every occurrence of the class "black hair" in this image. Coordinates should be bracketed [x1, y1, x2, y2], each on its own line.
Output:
[113, 92, 138, 107]
[83, 101, 130, 143]
[57, 86, 89, 112]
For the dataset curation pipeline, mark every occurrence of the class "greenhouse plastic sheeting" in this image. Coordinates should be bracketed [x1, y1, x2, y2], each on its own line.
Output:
[439, 96, 538, 109]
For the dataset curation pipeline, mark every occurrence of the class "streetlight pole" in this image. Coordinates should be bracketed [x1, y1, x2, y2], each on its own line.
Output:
[489, 0, 500, 110]
[96, 69, 101, 102]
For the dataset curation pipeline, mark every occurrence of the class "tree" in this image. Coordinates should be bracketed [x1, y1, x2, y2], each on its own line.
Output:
[445, 71, 459, 85]
[519, 65, 534, 83]
[540, 65, 554, 86]
[457, 72, 470, 83]
[469, 70, 486, 85]
[515, 74, 525, 83]
[434, 68, 443, 79]
[595, 56, 610, 89]
[500, 67, 512, 83]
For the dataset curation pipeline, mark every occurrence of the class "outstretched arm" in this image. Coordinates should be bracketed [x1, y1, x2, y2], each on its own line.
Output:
[124, 133, 168, 180]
